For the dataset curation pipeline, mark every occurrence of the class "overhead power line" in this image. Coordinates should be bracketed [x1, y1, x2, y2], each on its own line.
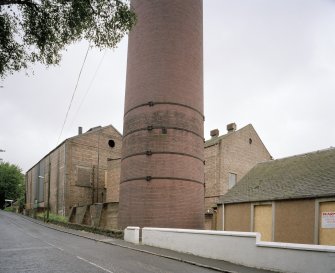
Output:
[69, 50, 107, 128]
[57, 45, 90, 144]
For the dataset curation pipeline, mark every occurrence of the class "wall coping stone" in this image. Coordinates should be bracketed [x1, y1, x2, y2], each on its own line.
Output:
[143, 227, 335, 253]
[142, 227, 257, 238]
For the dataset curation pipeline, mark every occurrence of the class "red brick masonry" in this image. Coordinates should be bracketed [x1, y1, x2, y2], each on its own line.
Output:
[119, 0, 204, 229]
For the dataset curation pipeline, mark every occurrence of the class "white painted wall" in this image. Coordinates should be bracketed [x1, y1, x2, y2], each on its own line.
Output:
[124, 226, 140, 244]
[142, 228, 335, 273]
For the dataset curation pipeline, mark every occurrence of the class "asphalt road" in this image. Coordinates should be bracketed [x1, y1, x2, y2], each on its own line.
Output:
[0, 210, 220, 273]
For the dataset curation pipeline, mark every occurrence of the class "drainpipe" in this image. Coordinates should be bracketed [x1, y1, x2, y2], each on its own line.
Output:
[47, 161, 51, 221]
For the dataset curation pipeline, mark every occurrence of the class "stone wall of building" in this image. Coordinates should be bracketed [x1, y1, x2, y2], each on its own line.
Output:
[204, 124, 271, 213]
[106, 159, 121, 202]
[26, 122, 270, 223]
[25, 125, 122, 217]
[65, 126, 122, 216]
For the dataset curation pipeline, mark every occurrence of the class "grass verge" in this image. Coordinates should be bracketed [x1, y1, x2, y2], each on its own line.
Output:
[36, 212, 123, 239]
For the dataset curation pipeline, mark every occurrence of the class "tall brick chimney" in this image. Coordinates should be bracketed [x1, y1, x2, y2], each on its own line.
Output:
[118, 0, 204, 229]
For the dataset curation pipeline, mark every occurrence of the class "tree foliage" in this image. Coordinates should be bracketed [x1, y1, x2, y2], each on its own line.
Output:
[0, 0, 136, 78]
[0, 162, 24, 204]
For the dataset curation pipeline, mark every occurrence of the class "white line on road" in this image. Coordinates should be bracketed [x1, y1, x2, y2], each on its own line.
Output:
[26, 232, 64, 251]
[0, 246, 53, 252]
[43, 241, 64, 251]
[76, 256, 114, 273]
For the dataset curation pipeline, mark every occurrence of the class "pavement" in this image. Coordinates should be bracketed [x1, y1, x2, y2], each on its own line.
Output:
[14, 213, 278, 273]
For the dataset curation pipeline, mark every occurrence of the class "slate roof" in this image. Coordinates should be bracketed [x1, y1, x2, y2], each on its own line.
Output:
[220, 148, 335, 204]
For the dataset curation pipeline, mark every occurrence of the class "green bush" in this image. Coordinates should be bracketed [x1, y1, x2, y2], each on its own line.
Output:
[35, 211, 123, 239]
[0, 162, 24, 206]
[4, 207, 16, 212]
[36, 212, 68, 223]
[48, 213, 68, 223]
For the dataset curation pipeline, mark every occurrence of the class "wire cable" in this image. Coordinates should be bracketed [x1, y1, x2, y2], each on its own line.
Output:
[57, 45, 90, 144]
[68, 49, 107, 129]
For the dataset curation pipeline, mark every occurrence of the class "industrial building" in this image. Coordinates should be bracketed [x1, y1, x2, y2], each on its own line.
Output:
[204, 123, 272, 229]
[25, 125, 122, 216]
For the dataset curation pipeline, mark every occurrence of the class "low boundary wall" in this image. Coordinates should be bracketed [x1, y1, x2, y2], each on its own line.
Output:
[124, 226, 140, 244]
[142, 228, 335, 273]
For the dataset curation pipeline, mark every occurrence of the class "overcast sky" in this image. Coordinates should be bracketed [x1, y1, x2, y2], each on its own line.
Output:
[1, 0, 335, 172]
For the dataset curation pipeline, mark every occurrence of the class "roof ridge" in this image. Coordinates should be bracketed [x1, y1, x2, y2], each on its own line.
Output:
[263, 147, 335, 163]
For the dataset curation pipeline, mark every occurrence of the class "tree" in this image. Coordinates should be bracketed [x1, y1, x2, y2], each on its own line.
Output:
[0, 162, 24, 209]
[0, 0, 136, 78]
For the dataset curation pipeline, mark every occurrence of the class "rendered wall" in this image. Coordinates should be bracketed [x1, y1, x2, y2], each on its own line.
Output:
[124, 227, 140, 244]
[119, 0, 204, 229]
[142, 227, 335, 273]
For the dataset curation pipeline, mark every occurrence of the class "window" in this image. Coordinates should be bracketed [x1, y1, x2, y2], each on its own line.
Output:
[228, 173, 237, 189]
[108, 140, 115, 148]
[76, 166, 92, 187]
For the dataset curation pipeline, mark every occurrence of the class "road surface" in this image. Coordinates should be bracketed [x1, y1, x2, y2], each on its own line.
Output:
[0, 211, 217, 273]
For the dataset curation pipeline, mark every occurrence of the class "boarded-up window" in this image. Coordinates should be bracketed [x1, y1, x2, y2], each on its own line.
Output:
[254, 204, 272, 241]
[228, 173, 237, 189]
[76, 166, 92, 187]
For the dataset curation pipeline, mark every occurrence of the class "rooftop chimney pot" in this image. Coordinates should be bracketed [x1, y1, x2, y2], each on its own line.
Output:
[78, 126, 83, 135]
[210, 129, 219, 138]
[227, 123, 237, 133]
